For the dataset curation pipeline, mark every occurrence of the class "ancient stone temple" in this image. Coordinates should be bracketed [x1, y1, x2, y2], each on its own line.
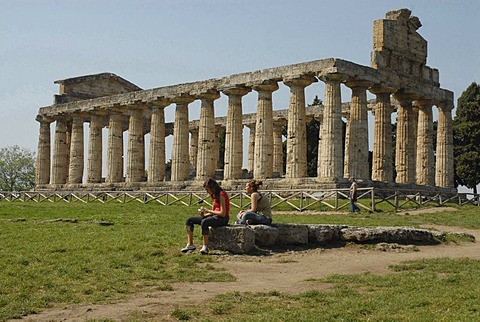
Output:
[34, 9, 454, 192]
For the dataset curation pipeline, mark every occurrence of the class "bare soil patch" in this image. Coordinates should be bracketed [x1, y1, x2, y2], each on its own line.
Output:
[17, 207, 479, 322]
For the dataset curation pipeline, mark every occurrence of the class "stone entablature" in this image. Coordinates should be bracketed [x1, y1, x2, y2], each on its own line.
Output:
[39, 58, 450, 119]
[34, 8, 455, 191]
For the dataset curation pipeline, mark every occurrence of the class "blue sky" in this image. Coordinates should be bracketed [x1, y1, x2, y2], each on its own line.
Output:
[1, 0, 479, 191]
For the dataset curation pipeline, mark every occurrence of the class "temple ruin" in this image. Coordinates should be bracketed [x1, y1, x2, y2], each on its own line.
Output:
[34, 9, 455, 193]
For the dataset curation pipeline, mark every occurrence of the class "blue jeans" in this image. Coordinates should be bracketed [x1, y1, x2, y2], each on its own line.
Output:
[236, 212, 272, 225]
[350, 198, 360, 212]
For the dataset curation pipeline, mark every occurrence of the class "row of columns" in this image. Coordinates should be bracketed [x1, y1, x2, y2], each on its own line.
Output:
[36, 75, 454, 188]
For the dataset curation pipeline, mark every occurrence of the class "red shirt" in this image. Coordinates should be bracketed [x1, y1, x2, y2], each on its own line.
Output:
[212, 190, 230, 218]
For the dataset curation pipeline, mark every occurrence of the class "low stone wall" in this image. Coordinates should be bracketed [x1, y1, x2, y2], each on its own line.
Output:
[208, 223, 455, 254]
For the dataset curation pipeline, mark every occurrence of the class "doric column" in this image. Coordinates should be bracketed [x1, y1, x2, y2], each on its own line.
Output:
[51, 118, 68, 185]
[189, 127, 199, 175]
[148, 99, 169, 183]
[318, 74, 347, 180]
[196, 92, 219, 180]
[246, 124, 256, 173]
[213, 125, 223, 174]
[126, 106, 146, 183]
[68, 116, 84, 184]
[105, 113, 125, 184]
[273, 121, 284, 176]
[435, 100, 454, 188]
[284, 76, 316, 178]
[87, 113, 104, 183]
[394, 95, 416, 184]
[415, 100, 434, 186]
[171, 95, 195, 181]
[35, 116, 51, 185]
[253, 82, 279, 179]
[222, 87, 251, 180]
[370, 87, 393, 182]
[65, 122, 72, 184]
[344, 81, 371, 180]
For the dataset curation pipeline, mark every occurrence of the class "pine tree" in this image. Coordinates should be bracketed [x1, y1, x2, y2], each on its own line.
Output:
[453, 82, 480, 193]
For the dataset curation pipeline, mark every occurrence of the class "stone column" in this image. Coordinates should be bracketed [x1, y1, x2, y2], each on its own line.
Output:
[253, 82, 279, 179]
[196, 92, 219, 180]
[68, 116, 84, 184]
[344, 81, 371, 180]
[126, 106, 145, 183]
[65, 122, 72, 184]
[370, 88, 393, 182]
[171, 95, 194, 181]
[105, 113, 125, 184]
[148, 100, 169, 183]
[284, 76, 315, 178]
[189, 128, 199, 175]
[51, 118, 68, 185]
[318, 74, 346, 180]
[213, 125, 223, 174]
[246, 124, 256, 173]
[273, 121, 284, 176]
[35, 116, 51, 185]
[87, 114, 104, 183]
[222, 87, 251, 180]
[394, 96, 416, 184]
[415, 100, 434, 186]
[435, 101, 454, 188]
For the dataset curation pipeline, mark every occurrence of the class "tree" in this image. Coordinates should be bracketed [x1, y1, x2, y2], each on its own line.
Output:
[453, 82, 480, 193]
[0, 145, 36, 191]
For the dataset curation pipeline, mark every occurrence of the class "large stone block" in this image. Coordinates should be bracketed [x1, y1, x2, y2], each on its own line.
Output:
[208, 226, 255, 254]
[249, 225, 279, 247]
[340, 226, 438, 245]
[271, 223, 308, 245]
[307, 224, 347, 244]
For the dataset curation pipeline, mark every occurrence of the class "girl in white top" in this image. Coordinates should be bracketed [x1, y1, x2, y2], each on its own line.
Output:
[235, 180, 272, 225]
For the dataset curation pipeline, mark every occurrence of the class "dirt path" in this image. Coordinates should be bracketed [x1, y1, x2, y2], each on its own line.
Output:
[17, 209, 480, 321]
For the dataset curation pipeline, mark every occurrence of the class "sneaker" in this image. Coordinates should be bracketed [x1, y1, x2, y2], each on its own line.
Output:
[181, 244, 196, 253]
[200, 245, 209, 255]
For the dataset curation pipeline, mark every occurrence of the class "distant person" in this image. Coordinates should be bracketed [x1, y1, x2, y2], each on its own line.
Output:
[349, 177, 360, 213]
[235, 179, 272, 225]
[181, 178, 230, 255]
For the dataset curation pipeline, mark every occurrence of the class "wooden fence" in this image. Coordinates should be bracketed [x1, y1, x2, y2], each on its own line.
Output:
[1, 188, 478, 212]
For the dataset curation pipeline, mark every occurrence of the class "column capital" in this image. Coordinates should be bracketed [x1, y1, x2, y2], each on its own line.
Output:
[197, 89, 221, 101]
[35, 115, 53, 124]
[283, 75, 317, 88]
[172, 93, 195, 105]
[345, 80, 374, 89]
[437, 100, 454, 112]
[149, 97, 170, 109]
[369, 84, 396, 95]
[413, 99, 435, 109]
[221, 86, 251, 97]
[317, 72, 348, 83]
[252, 81, 279, 93]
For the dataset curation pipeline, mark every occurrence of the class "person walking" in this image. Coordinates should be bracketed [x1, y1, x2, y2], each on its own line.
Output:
[349, 177, 360, 213]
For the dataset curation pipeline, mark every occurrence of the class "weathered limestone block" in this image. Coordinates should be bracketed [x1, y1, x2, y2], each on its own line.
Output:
[249, 225, 279, 246]
[271, 223, 308, 245]
[208, 226, 255, 254]
[340, 227, 439, 245]
[307, 224, 347, 244]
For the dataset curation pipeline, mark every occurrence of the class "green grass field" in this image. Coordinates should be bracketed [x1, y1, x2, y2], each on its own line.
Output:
[0, 202, 479, 321]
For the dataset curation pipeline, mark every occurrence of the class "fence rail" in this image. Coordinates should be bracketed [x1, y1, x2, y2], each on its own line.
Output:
[0, 189, 478, 212]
